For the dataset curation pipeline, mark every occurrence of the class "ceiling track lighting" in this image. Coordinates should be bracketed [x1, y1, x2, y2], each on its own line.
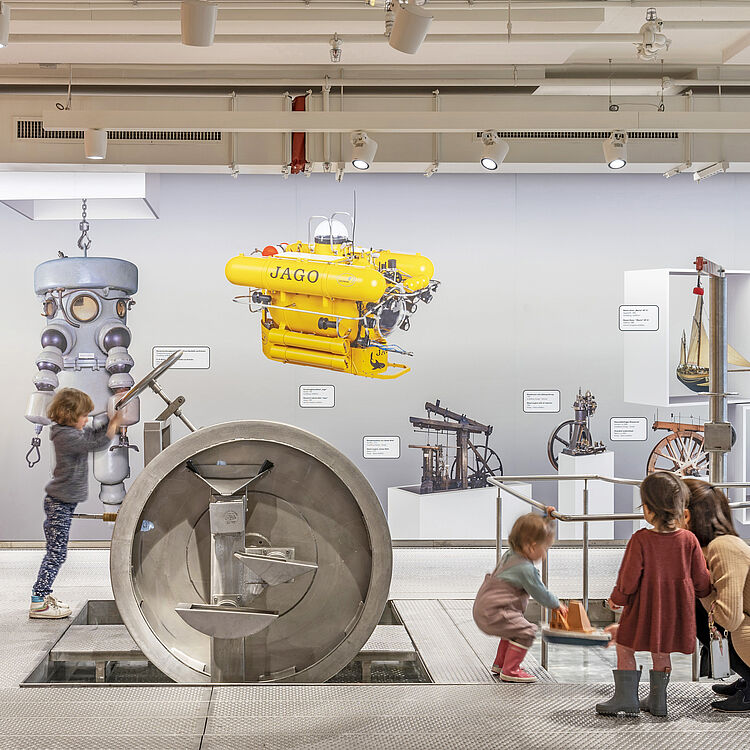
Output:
[636, 7, 670, 62]
[602, 131, 628, 170]
[84, 128, 107, 160]
[181, 0, 217, 48]
[389, 1, 433, 55]
[479, 130, 509, 172]
[350, 131, 378, 171]
[663, 162, 692, 179]
[0, 2, 10, 48]
[694, 161, 729, 182]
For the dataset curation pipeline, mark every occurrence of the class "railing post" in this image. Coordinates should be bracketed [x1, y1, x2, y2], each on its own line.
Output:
[496, 489, 503, 565]
[542, 547, 549, 672]
[583, 478, 590, 613]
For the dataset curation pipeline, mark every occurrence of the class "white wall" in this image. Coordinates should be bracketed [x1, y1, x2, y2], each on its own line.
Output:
[2, 172, 749, 541]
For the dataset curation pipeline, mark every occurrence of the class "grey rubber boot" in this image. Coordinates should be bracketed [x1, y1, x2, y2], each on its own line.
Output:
[639, 669, 670, 717]
[595, 669, 642, 716]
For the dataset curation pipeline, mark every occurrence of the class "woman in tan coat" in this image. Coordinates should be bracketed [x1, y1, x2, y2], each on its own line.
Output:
[685, 478, 750, 712]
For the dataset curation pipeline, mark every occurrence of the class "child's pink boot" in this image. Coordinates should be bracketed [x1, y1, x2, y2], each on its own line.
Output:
[499, 641, 537, 683]
[491, 639, 510, 674]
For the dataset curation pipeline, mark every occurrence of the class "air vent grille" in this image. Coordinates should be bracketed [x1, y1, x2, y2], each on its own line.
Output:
[476, 130, 679, 140]
[17, 120, 222, 142]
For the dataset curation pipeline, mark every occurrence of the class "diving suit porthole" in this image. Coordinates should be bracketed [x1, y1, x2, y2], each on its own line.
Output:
[225, 213, 439, 380]
[70, 293, 100, 323]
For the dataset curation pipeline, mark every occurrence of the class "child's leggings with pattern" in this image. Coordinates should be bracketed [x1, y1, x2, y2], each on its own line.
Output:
[32, 497, 77, 598]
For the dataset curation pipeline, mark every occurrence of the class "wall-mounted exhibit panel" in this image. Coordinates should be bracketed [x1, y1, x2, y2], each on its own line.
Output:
[624, 268, 750, 408]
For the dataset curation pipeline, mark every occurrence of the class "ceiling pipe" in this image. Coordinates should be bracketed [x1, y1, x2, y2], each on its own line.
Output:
[8, 1, 750, 8]
[42, 107, 750, 134]
[9, 32, 647, 43]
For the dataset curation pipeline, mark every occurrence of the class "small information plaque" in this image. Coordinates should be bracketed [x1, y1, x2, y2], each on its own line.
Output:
[523, 390, 561, 413]
[610, 417, 648, 441]
[299, 385, 335, 408]
[363, 436, 401, 459]
[152, 346, 210, 369]
[619, 305, 659, 331]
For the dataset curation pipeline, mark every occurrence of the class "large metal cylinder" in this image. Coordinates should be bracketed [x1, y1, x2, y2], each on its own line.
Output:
[110, 420, 392, 683]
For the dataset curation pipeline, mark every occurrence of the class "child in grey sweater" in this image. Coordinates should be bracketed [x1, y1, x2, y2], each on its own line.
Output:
[29, 388, 123, 619]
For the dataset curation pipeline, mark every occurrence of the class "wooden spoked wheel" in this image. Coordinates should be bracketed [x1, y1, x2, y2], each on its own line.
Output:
[646, 431, 708, 477]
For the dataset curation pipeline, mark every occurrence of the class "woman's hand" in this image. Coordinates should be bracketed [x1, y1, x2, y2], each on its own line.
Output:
[545, 505, 556, 518]
[607, 598, 623, 612]
[555, 603, 568, 617]
[604, 623, 619, 648]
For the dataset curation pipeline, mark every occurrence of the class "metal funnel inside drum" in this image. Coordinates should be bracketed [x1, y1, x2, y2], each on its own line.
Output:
[110, 421, 392, 683]
[186, 460, 274, 496]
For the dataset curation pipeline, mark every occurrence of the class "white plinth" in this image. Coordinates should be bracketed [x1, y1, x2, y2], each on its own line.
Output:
[557, 451, 615, 540]
[387, 485, 500, 541]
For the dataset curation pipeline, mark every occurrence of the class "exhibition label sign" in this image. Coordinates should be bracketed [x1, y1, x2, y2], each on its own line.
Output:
[299, 385, 335, 408]
[523, 390, 561, 413]
[363, 436, 401, 459]
[619, 305, 659, 331]
[152, 346, 210, 369]
[610, 417, 648, 441]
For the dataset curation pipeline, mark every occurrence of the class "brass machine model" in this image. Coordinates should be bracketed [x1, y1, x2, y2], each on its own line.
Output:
[409, 400, 502, 494]
[547, 388, 606, 469]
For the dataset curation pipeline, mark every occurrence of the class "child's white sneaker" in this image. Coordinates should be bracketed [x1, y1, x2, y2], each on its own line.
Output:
[29, 595, 71, 619]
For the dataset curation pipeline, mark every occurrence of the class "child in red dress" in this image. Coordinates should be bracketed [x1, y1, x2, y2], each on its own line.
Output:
[596, 471, 711, 717]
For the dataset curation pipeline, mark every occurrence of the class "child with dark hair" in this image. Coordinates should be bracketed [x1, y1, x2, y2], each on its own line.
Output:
[596, 471, 711, 717]
[473, 511, 567, 683]
[29, 388, 123, 619]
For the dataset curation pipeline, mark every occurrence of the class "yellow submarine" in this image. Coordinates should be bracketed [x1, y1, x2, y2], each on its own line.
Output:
[225, 214, 439, 379]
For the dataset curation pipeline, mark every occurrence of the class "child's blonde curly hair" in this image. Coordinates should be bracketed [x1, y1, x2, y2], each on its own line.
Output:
[47, 388, 93, 426]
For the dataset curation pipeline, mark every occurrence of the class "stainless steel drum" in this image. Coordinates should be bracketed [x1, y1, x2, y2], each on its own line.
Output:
[110, 420, 392, 683]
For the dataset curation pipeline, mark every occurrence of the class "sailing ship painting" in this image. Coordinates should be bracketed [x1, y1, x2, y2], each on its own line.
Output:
[677, 279, 750, 393]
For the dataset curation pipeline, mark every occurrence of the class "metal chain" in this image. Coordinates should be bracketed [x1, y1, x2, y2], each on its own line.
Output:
[77, 197, 91, 257]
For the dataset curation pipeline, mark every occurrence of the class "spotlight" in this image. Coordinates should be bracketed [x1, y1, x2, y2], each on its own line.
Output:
[603, 131, 628, 169]
[663, 162, 691, 179]
[0, 2, 9, 48]
[694, 161, 729, 182]
[479, 131, 509, 171]
[389, 1, 433, 55]
[350, 131, 378, 170]
[181, 0, 217, 47]
[636, 7, 670, 61]
[84, 129, 107, 160]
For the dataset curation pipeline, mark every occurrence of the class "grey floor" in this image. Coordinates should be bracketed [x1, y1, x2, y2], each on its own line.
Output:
[0, 547, 739, 749]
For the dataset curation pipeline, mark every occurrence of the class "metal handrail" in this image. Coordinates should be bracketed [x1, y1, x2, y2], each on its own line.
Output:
[488, 473, 750, 675]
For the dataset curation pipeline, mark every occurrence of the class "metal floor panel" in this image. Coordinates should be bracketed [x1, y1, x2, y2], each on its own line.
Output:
[0, 738, 203, 750]
[439, 599, 554, 683]
[50, 624, 142, 661]
[0, 699, 211, 719]
[1, 686, 211, 702]
[359, 625, 415, 655]
[204, 683, 749, 750]
[393, 600, 500, 683]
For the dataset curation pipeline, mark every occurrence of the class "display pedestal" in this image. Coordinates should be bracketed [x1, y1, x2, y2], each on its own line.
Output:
[557, 451, 615, 540]
[388, 484, 520, 541]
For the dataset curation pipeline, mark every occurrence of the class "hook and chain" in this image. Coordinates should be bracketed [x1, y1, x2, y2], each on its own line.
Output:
[77, 198, 91, 257]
